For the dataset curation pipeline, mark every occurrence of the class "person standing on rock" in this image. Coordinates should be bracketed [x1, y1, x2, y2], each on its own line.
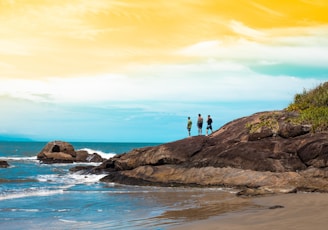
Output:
[197, 114, 203, 135]
[206, 115, 213, 136]
[187, 117, 192, 137]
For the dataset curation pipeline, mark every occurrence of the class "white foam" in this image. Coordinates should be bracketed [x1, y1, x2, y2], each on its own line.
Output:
[7, 208, 40, 212]
[38, 162, 102, 168]
[0, 189, 64, 201]
[37, 173, 107, 185]
[58, 219, 79, 223]
[0, 156, 37, 161]
[66, 173, 107, 184]
[57, 209, 70, 212]
[72, 162, 102, 167]
[78, 148, 116, 160]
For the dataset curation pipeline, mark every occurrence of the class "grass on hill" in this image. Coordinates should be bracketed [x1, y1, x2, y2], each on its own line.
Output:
[246, 82, 328, 134]
[286, 82, 328, 132]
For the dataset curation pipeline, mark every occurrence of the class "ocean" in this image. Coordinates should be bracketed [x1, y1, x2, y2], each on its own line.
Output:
[0, 141, 234, 230]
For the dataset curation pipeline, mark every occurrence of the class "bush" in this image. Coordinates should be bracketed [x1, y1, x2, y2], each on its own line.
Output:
[286, 82, 328, 132]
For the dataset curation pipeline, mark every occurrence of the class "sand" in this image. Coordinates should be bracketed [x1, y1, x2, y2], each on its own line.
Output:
[170, 192, 328, 230]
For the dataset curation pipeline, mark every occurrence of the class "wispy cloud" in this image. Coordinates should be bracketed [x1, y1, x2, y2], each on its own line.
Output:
[250, 1, 284, 17]
[0, 64, 321, 107]
[230, 20, 265, 38]
[178, 24, 328, 68]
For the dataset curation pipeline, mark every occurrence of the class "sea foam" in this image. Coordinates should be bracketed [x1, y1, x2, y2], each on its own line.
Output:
[37, 173, 107, 185]
[78, 148, 116, 159]
[0, 188, 65, 201]
[0, 156, 37, 161]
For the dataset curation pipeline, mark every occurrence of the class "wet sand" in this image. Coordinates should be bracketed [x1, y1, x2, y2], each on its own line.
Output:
[153, 189, 252, 223]
[170, 192, 328, 230]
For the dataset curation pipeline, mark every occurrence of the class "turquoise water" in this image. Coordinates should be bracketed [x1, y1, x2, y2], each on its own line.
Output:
[0, 141, 229, 230]
[0, 142, 168, 229]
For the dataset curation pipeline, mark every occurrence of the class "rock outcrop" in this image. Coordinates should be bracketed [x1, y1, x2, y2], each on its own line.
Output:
[0, 160, 9, 168]
[37, 140, 104, 163]
[72, 111, 328, 195]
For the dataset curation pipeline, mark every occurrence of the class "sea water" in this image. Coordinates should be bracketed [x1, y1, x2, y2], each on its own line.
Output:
[0, 141, 230, 230]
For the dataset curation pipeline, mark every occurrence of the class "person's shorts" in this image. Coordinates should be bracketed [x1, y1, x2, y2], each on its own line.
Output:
[207, 125, 212, 129]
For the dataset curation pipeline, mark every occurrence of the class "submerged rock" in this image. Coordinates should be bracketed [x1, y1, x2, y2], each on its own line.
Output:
[37, 141, 104, 164]
[0, 160, 9, 168]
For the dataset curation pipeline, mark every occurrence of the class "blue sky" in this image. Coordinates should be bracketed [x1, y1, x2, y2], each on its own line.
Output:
[0, 0, 327, 142]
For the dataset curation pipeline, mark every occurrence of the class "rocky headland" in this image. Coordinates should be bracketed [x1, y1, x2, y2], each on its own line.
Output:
[65, 110, 328, 196]
[39, 83, 328, 196]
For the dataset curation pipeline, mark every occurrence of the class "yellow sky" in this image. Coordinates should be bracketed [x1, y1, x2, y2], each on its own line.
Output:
[0, 0, 327, 79]
[0, 0, 327, 141]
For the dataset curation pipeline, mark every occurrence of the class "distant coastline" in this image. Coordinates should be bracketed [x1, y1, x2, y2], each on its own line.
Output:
[0, 136, 162, 145]
[0, 135, 34, 142]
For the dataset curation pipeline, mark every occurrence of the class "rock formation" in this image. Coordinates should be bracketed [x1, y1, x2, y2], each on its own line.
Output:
[0, 160, 9, 168]
[72, 110, 328, 195]
[37, 140, 104, 163]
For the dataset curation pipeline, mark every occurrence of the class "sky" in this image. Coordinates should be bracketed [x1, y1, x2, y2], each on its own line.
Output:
[0, 0, 327, 143]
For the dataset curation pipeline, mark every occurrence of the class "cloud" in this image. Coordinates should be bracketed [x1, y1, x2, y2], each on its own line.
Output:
[0, 39, 32, 55]
[178, 24, 328, 67]
[230, 20, 265, 38]
[0, 60, 322, 110]
[250, 1, 284, 17]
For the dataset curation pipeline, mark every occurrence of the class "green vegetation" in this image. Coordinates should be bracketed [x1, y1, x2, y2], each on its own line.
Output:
[286, 82, 328, 132]
[245, 112, 281, 134]
[246, 82, 328, 134]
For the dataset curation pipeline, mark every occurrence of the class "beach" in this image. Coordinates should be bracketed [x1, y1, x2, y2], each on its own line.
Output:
[170, 192, 328, 230]
[2, 141, 328, 229]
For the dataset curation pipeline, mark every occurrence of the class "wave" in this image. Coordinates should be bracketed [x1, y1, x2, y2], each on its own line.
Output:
[38, 162, 102, 168]
[78, 148, 116, 159]
[58, 219, 80, 223]
[0, 172, 108, 201]
[0, 156, 37, 161]
[37, 173, 107, 185]
[0, 188, 65, 201]
[2, 208, 40, 212]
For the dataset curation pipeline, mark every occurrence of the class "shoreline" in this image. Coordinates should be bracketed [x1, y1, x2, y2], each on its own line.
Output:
[169, 192, 328, 230]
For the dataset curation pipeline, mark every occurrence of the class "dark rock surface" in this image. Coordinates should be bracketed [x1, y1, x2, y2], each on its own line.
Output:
[72, 111, 328, 195]
[37, 140, 104, 163]
[0, 160, 9, 168]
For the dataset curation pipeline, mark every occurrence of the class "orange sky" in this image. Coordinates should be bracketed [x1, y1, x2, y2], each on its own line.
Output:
[1, 0, 327, 79]
[0, 0, 327, 142]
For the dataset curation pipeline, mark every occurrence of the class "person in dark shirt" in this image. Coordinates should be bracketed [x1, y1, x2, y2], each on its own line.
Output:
[197, 114, 203, 135]
[206, 115, 213, 135]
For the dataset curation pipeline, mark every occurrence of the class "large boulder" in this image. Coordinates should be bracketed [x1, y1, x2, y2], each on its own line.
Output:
[73, 111, 328, 195]
[37, 141, 104, 163]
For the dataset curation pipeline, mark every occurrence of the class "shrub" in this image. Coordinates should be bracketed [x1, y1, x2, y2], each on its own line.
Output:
[286, 82, 328, 132]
